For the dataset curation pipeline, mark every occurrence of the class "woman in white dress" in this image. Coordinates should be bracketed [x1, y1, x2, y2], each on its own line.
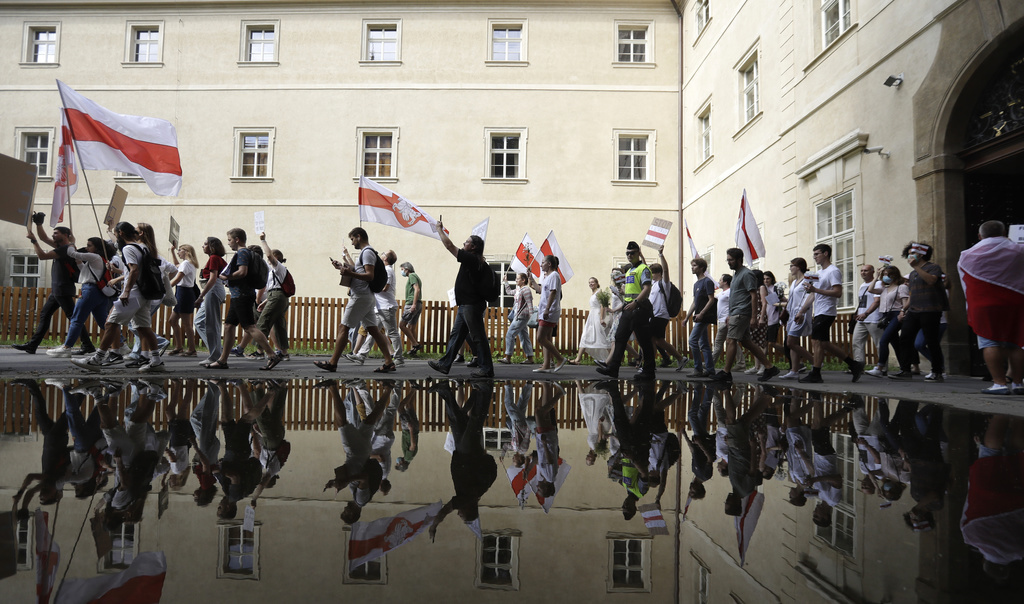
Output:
[570, 277, 612, 364]
[577, 380, 618, 465]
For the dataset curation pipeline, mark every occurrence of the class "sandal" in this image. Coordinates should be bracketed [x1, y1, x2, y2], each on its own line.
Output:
[313, 360, 338, 372]
[166, 348, 183, 356]
[373, 362, 397, 374]
[261, 354, 284, 371]
[202, 361, 230, 370]
[182, 350, 198, 357]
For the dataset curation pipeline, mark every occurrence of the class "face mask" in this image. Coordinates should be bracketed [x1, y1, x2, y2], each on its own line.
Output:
[401, 271, 408, 277]
[882, 276, 892, 285]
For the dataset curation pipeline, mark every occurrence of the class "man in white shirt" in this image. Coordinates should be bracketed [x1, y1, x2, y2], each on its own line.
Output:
[796, 244, 864, 383]
[711, 275, 744, 368]
[353, 250, 405, 367]
[851, 264, 883, 366]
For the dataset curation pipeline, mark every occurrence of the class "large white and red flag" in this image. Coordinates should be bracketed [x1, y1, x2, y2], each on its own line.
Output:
[540, 231, 574, 284]
[957, 236, 1024, 347]
[734, 491, 765, 568]
[509, 233, 540, 278]
[56, 80, 181, 197]
[734, 189, 766, 266]
[685, 219, 700, 260]
[348, 501, 444, 571]
[50, 110, 78, 227]
[55, 551, 166, 604]
[358, 176, 446, 240]
[638, 504, 670, 536]
[35, 510, 59, 604]
[527, 457, 571, 513]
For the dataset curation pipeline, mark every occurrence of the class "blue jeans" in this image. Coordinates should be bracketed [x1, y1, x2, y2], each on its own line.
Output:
[63, 389, 102, 453]
[64, 283, 111, 349]
[194, 282, 225, 362]
[688, 321, 712, 371]
[438, 303, 493, 373]
[504, 315, 534, 357]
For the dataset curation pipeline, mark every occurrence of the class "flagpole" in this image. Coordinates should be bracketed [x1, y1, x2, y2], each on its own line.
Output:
[57, 83, 110, 264]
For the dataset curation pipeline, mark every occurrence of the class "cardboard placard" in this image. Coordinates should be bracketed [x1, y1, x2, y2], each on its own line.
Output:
[642, 218, 672, 250]
[0, 153, 38, 227]
[169, 216, 180, 247]
[103, 185, 128, 229]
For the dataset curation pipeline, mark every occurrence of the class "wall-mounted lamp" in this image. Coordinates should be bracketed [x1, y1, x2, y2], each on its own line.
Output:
[883, 73, 904, 88]
[863, 146, 890, 159]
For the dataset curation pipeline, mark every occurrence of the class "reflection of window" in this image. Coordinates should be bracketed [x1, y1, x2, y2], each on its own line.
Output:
[484, 128, 527, 182]
[815, 191, 855, 309]
[23, 24, 59, 64]
[815, 433, 856, 555]
[476, 530, 520, 590]
[615, 22, 651, 64]
[697, 562, 709, 604]
[483, 427, 513, 451]
[233, 128, 275, 180]
[16, 516, 33, 570]
[362, 20, 401, 63]
[486, 258, 515, 311]
[241, 22, 278, 63]
[100, 524, 138, 572]
[218, 523, 260, 579]
[822, 0, 852, 47]
[607, 536, 651, 593]
[342, 527, 387, 584]
[125, 22, 163, 64]
[9, 253, 41, 288]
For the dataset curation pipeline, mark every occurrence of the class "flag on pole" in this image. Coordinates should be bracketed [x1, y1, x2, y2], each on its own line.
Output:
[527, 458, 571, 513]
[50, 110, 78, 227]
[56, 80, 181, 197]
[507, 463, 534, 508]
[55, 551, 166, 604]
[685, 219, 700, 260]
[642, 218, 672, 250]
[510, 233, 540, 278]
[35, 510, 59, 604]
[734, 491, 765, 567]
[357, 176, 447, 240]
[540, 231, 574, 284]
[682, 495, 693, 522]
[472, 217, 489, 241]
[639, 504, 670, 536]
[348, 501, 444, 571]
[734, 189, 766, 266]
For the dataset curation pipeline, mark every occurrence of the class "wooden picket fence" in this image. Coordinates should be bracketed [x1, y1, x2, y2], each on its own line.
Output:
[0, 286, 875, 363]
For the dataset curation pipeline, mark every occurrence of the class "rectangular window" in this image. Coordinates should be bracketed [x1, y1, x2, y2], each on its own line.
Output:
[741, 57, 759, 123]
[483, 427, 513, 451]
[241, 22, 279, 63]
[31, 27, 57, 63]
[696, 1, 710, 35]
[362, 20, 401, 63]
[613, 130, 656, 184]
[363, 134, 393, 178]
[488, 19, 527, 64]
[615, 21, 653, 65]
[702, 245, 715, 280]
[815, 191, 855, 309]
[100, 524, 137, 572]
[124, 22, 163, 65]
[697, 563, 710, 604]
[607, 536, 651, 593]
[476, 531, 520, 590]
[484, 128, 527, 182]
[815, 433, 856, 555]
[16, 515, 32, 570]
[20, 132, 51, 178]
[233, 128, 275, 180]
[343, 528, 387, 584]
[218, 523, 260, 579]
[697, 104, 712, 163]
[822, 0, 852, 47]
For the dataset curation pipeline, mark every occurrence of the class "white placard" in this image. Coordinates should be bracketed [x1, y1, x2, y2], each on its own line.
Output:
[243, 505, 255, 532]
[447, 287, 457, 307]
[1010, 224, 1024, 244]
[254, 211, 265, 236]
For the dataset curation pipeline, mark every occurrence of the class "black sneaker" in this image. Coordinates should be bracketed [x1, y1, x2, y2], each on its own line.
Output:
[888, 371, 912, 381]
[467, 359, 479, 368]
[659, 357, 673, 368]
[12, 343, 36, 354]
[427, 360, 450, 375]
[710, 370, 733, 383]
[798, 373, 824, 383]
[758, 366, 780, 382]
[596, 365, 619, 379]
[849, 360, 865, 383]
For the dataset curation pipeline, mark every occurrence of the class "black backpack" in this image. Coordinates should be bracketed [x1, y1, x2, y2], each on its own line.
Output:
[661, 281, 684, 317]
[122, 243, 165, 300]
[243, 247, 269, 290]
[363, 247, 389, 293]
[485, 266, 500, 305]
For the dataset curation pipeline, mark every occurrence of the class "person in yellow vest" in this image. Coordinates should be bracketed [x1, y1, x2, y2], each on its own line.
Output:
[597, 241, 657, 380]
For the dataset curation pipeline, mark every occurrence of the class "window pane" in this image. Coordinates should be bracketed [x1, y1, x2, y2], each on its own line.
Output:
[816, 203, 832, 239]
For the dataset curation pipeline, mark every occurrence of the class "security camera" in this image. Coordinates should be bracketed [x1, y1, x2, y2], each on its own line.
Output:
[863, 146, 884, 154]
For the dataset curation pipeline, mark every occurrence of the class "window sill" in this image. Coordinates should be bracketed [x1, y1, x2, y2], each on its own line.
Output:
[612, 61, 656, 69]
[481, 178, 528, 185]
[611, 180, 657, 187]
[121, 61, 164, 68]
[114, 175, 144, 183]
[485, 60, 529, 67]
[732, 111, 763, 140]
[352, 176, 397, 184]
[693, 155, 714, 174]
[359, 60, 402, 67]
[230, 177, 274, 183]
[692, 19, 712, 46]
[803, 23, 858, 74]
[237, 61, 280, 68]
[19, 62, 59, 68]
[36, 176, 53, 182]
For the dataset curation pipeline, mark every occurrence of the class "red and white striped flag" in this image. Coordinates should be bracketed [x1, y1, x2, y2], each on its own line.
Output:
[734, 491, 764, 567]
[56, 80, 181, 197]
[540, 231, 574, 284]
[357, 176, 446, 240]
[55, 551, 166, 604]
[348, 501, 444, 571]
[685, 219, 700, 260]
[528, 457, 571, 513]
[50, 110, 78, 227]
[638, 504, 669, 536]
[735, 189, 766, 267]
[35, 510, 59, 604]
[510, 233, 540, 278]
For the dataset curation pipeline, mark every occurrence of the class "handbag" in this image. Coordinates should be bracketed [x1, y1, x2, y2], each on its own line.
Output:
[527, 307, 539, 329]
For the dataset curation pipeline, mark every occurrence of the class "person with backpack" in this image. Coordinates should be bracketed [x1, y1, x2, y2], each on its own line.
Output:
[313, 227, 396, 373]
[255, 231, 292, 360]
[199, 228, 281, 370]
[426, 219, 495, 378]
[649, 246, 687, 371]
[40, 237, 115, 358]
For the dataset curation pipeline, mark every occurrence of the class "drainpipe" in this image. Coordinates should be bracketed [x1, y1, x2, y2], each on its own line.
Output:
[670, 0, 684, 288]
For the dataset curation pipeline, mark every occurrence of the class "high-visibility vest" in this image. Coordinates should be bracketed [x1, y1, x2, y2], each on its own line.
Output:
[623, 263, 649, 302]
[621, 457, 648, 499]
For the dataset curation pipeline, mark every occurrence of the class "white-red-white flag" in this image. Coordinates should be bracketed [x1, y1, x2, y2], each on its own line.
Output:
[472, 217, 489, 241]
[55, 551, 166, 604]
[358, 176, 447, 240]
[348, 501, 444, 571]
[540, 231, 574, 284]
[735, 189, 766, 267]
[56, 80, 181, 197]
[639, 503, 670, 536]
[685, 219, 700, 260]
[509, 233, 540, 278]
[50, 110, 78, 227]
[734, 491, 764, 567]
[35, 510, 59, 604]
[527, 457, 571, 513]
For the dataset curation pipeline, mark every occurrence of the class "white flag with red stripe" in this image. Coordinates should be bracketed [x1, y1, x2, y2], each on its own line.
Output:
[734, 491, 765, 567]
[472, 217, 489, 241]
[639, 504, 669, 536]
[685, 219, 700, 260]
[56, 81, 181, 197]
[358, 176, 446, 240]
[50, 110, 78, 227]
[348, 501, 444, 571]
[734, 189, 766, 267]
[55, 551, 166, 604]
[35, 510, 59, 604]
[509, 233, 540, 278]
[540, 231, 574, 284]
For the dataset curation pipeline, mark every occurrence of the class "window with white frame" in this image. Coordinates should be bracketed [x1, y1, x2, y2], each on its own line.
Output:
[99, 524, 138, 572]
[16, 515, 33, 570]
[241, 22, 278, 63]
[476, 530, 520, 590]
[125, 22, 163, 64]
[815, 191, 855, 309]
[695, 1, 710, 36]
[233, 128, 275, 180]
[697, 562, 710, 604]
[484, 128, 527, 181]
[487, 257, 516, 311]
[362, 20, 401, 63]
[697, 104, 712, 164]
[815, 433, 856, 555]
[23, 23, 59, 65]
[218, 523, 260, 579]
[342, 526, 387, 584]
[615, 21, 652, 64]
[822, 0, 852, 47]
[613, 130, 656, 183]
[9, 253, 41, 288]
[16, 129, 54, 178]
[489, 20, 526, 63]
[739, 52, 759, 124]
[607, 536, 651, 593]
[483, 427, 513, 451]
[701, 245, 715, 280]
[359, 128, 398, 180]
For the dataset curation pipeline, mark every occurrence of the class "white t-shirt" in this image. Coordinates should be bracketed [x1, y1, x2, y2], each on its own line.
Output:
[374, 264, 398, 310]
[120, 243, 149, 295]
[176, 261, 197, 288]
[538, 271, 562, 321]
[716, 289, 731, 324]
[265, 261, 287, 292]
[651, 280, 669, 319]
[787, 278, 809, 328]
[856, 282, 881, 323]
[812, 264, 842, 317]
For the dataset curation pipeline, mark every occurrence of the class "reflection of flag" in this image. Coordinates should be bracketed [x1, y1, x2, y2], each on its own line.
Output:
[51, 110, 78, 227]
[357, 175, 447, 240]
[348, 501, 443, 571]
[685, 219, 699, 260]
[510, 233, 540, 278]
[55, 551, 166, 604]
[472, 218, 489, 241]
[734, 491, 765, 567]
[734, 189, 765, 267]
[540, 231, 574, 284]
[56, 80, 181, 197]
[639, 504, 669, 536]
[527, 457, 571, 512]
[464, 518, 483, 541]
[507, 464, 534, 508]
[35, 510, 59, 604]
[682, 495, 692, 521]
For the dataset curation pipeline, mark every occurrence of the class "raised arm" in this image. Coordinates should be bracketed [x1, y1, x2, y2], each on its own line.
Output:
[436, 217, 458, 257]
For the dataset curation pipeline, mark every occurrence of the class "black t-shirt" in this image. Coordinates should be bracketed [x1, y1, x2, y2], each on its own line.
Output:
[52, 244, 77, 296]
[692, 276, 715, 321]
[454, 248, 492, 306]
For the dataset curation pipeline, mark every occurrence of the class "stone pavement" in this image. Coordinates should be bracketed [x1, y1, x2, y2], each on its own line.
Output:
[1, 347, 1021, 417]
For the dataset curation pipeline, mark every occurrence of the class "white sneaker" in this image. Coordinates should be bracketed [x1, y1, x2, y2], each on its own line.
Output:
[756, 367, 765, 376]
[46, 345, 74, 358]
[45, 378, 73, 388]
[71, 351, 109, 372]
[744, 367, 759, 375]
[865, 367, 886, 378]
[139, 357, 168, 374]
[779, 371, 799, 380]
[394, 357, 406, 367]
[117, 343, 132, 356]
[344, 353, 366, 365]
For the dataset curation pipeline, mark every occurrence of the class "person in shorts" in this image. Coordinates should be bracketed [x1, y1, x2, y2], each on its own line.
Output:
[710, 248, 778, 383]
[399, 262, 424, 355]
[795, 243, 864, 383]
